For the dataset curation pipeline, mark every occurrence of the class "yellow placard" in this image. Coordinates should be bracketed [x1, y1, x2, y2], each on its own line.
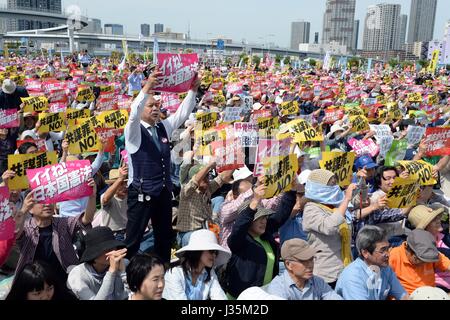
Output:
[257, 117, 280, 137]
[279, 101, 299, 117]
[66, 121, 101, 155]
[319, 152, 356, 187]
[37, 112, 66, 133]
[66, 108, 91, 127]
[7, 152, 58, 190]
[196, 112, 219, 131]
[96, 110, 129, 129]
[286, 119, 323, 142]
[345, 106, 364, 116]
[99, 85, 114, 93]
[386, 177, 420, 208]
[76, 87, 95, 102]
[428, 94, 438, 105]
[263, 154, 299, 199]
[21, 96, 49, 113]
[350, 115, 369, 133]
[194, 128, 226, 156]
[408, 92, 423, 103]
[397, 160, 437, 186]
[428, 49, 440, 74]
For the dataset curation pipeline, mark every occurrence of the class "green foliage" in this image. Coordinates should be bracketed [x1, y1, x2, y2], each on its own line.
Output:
[252, 55, 261, 67]
[388, 58, 399, 68]
[283, 56, 291, 65]
[309, 58, 316, 67]
[275, 54, 282, 64]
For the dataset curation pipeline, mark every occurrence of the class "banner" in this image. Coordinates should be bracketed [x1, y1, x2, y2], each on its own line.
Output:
[424, 127, 450, 157]
[154, 53, 199, 93]
[348, 138, 379, 157]
[196, 112, 218, 131]
[0, 109, 19, 128]
[66, 121, 101, 155]
[26, 161, 93, 204]
[222, 107, 243, 123]
[397, 160, 437, 186]
[21, 96, 49, 113]
[254, 138, 292, 177]
[406, 126, 426, 146]
[387, 178, 419, 208]
[0, 187, 15, 241]
[319, 152, 356, 187]
[210, 139, 245, 173]
[263, 154, 298, 199]
[384, 139, 408, 166]
[97, 110, 129, 130]
[278, 101, 299, 117]
[234, 122, 259, 147]
[37, 112, 65, 133]
[7, 152, 58, 190]
[286, 119, 323, 142]
[76, 86, 95, 102]
[66, 108, 91, 127]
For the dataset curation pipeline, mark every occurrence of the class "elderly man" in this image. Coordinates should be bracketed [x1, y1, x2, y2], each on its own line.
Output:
[0, 79, 29, 110]
[266, 239, 342, 300]
[336, 226, 409, 300]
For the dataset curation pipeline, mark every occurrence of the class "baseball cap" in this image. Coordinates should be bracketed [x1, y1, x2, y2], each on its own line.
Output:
[355, 155, 378, 170]
[281, 239, 318, 261]
[407, 229, 440, 263]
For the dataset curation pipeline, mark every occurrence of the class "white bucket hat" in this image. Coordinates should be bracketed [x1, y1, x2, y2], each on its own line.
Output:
[175, 229, 231, 267]
[410, 286, 449, 300]
[232, 166, 253, 182]
[2, 79, 17, 94]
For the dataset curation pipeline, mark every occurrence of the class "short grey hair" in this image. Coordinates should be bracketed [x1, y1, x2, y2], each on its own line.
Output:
[356, 226, 387, 257]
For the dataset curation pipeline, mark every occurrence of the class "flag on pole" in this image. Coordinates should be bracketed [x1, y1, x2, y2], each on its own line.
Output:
[323, 51, 331, 71]
[122, 39, 129, 62]
[60, 48, 65, 67]
[153, 37, 159, 65]
[118, 55, 126, 71]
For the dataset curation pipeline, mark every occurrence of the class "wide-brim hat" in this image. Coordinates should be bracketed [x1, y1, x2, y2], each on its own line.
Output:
[105, 169, 128, 184]
[2, 79, 16, 94]
[408, 205, 444, 230]
[80, 227, 125, 262]
[175, 229, 231, 267]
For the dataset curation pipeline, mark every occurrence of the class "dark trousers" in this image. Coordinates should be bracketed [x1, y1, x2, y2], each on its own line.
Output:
[125, 185, 173, 262]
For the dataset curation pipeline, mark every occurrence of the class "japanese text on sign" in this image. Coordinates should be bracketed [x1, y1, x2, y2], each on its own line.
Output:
[397, 160, 437, 186]
[155, 53, 199, 93]
[387, 178, 419, 208]
[66, 121, 101, 154]
[319, 152, 356, 187]
[21, 96, 49, 113]
[263, 154, 298, 199]
[37, 112, 65, 133]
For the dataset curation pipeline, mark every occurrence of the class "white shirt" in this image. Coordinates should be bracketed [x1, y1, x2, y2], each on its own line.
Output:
[124, 90, 197, 186]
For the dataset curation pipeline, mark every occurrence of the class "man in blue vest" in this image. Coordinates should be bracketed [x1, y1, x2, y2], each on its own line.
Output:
[124, 70, 201, 262]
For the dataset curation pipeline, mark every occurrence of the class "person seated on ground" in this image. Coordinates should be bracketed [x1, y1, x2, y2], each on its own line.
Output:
[408, 204, 450, 292]
[336, 226, 408, 300]
[302, 169, 357, 288]
[175, 158, 233, 247]
[225, 183, 296, 299]
[67, 226, 128, 300]
[14, 178, 96, 284]
[126, 253, 166, 300]
[163, 229, 230, 300]
[6, 260, 77, 301]
[389, 229, 450, 294]
[266, 239, 342, 300]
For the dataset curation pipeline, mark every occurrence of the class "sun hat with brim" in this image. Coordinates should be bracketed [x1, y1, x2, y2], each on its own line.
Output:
[2, 79, 17, 94]
[326, 124, 346, 139]
[407, 229, 440, 263]
[410, 286, 450, 300]
[232, 166, 253, 182]
[175, 229, 231, 267]
[307, 169, 335, 186]
[408, 205, 444, 230]
[237, 287, 285, 300]
[80, 227, 126, 263]
[188, 164, 204, 181]
[105, 169, 128, 185]
[237, 200, 275, 222]
[281, 239, 318, 261]
[82, 152, 97, 159]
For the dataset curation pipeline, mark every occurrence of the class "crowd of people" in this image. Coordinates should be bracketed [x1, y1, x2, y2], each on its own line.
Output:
[0, 49, 450, 301]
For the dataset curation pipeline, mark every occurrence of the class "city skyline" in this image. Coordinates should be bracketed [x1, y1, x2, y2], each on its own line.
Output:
[1, 0, 449, 49]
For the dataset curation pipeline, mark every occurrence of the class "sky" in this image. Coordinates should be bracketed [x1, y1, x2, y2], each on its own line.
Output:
[2, 0, 450, 48]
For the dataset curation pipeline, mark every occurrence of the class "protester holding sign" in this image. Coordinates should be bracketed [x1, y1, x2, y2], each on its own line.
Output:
[0, 79, 29, 110]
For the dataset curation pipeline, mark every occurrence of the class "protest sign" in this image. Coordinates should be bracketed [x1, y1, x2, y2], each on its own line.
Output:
[397, 160, 437, 186]
[0, 186, 15, 241]
[97, 110, 129, 130]
[278, 101, 299, 117]
[37, 112, 65, 133]
[194, 128, 226, 156]
[350, 115, 369, 133]
[406, 126, 426, 146]
[424, 127, 450, 157]
[222, 107, 242, 123]
[196, 112, 219, 131]
[286, 119, 323, 142]
[257, 117, 279, 137]
[76, 86, 95, 102]
[0, 109, 19, 128]
[26, 161, 93, 204]
[263, 154, 298, 199]
[120, 150, 128, 165]
[210, 139, 245, 173]
[234, 122, 259, 147]
[21, 96, 49, 113]
[386, 178, 419, 208]
[319, 152, 356, 187]
[323, 108, 344, 124]
[154, 53, 199, 93]
[7, 152, 58, 190]
[250, 109, 272, 122]
[254, 138, 292, 177]
[66, 121, 101, 154]
[95, 128, 120, 153]
[371, 124, 394, 158]
[96, 96, 118, 112]
[348, 138, 379, 157]
[161, 93, 181, 113]
[384, 139, 408, 166]
[66, 108, 91, 127]
[240, 96, 254, 115]
[408, 92, 423, 103]
[17, 139, 47, 152]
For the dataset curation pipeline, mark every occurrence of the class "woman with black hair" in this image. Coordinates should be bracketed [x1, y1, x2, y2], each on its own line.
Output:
[126, 253, 166, 300]
[163, 229, 231, 300]
[6, 260, 77, 300]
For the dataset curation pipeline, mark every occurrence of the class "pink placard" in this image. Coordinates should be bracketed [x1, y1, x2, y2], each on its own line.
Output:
[348, 138, 380, 157]
[155, 53, 199, 93]
[26, 161, 93, 204]
[161, 93, 181, 113]
[0, 187, 15, 241]
[254, 138, 292, 176]
[0, 109, 19, 128]
[121, 150, 128, 165]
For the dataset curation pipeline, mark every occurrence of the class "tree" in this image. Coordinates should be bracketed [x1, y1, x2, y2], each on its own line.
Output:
[283, 56, 291, 65]
[275, 54, 282, 64]
[252, 55, 261, 67]
[348, 57, 360, 68]
[417, 59, 429, 69]
[309, 58, 316, 67]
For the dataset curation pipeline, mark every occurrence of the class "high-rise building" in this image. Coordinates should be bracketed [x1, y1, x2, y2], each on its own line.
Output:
[154, 23, 164, 34]
[104, 24, 124, 35]
[290, 21, 310, 50]
[7, 0, 62, 31]
[352, 20, 360, 50]
[322, 0, 356, 51]
[314, 32, 319, 44]
[82, 18, 102, 34]
[407, 0, 437, 43]
[141, 24, 150, 37]
[363, 4, 401, 51]
[399, 14, 408, 45]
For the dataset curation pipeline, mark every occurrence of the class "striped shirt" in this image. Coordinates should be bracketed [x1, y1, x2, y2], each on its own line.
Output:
[16, 214, 90, 274]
